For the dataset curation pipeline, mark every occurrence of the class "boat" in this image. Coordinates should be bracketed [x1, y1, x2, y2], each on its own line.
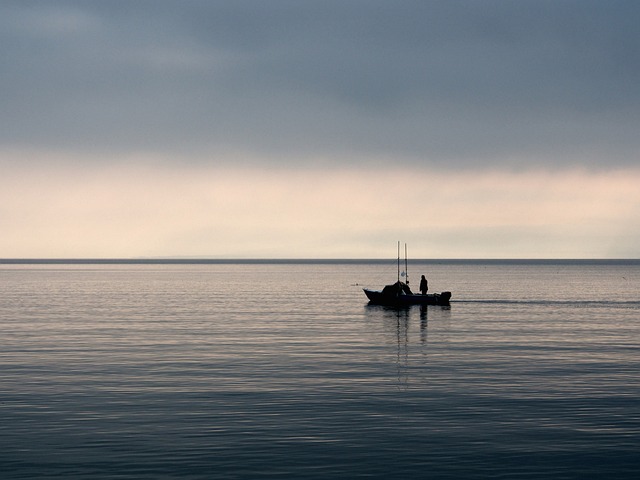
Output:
[363, 282, 451, 306]
[363, 243, 452, 307]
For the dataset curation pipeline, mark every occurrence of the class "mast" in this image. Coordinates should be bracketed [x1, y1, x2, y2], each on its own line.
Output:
[397, 241, 400, 283]
[405, 243, 409, 285]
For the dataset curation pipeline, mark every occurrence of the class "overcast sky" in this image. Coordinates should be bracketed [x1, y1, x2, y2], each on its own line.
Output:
[2, 1, 639, 258]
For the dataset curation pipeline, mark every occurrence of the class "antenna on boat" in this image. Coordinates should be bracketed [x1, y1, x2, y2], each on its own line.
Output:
[405, 243, 409, 285]
[397, 241, 400, 283]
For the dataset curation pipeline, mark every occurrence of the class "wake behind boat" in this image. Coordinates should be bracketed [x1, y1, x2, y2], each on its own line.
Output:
[363, 243, 452, 307]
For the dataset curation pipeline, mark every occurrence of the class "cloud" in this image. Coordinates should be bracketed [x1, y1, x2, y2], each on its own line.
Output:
[2, 2, 639, 258]
[1, 0, 639, 168]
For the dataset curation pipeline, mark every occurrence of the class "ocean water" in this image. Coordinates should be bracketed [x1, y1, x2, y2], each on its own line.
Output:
[1, 261, 639, 479]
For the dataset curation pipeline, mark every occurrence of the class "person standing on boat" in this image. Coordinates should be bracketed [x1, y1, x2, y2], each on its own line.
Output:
[419, 275, 428, 295]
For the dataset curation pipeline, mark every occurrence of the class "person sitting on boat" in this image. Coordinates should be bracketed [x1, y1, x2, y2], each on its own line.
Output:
[419, 275, 428, 295]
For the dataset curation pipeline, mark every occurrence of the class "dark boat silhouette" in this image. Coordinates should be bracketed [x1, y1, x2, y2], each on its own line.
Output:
[363, 243, 451, 306]
[363, 281, 451, 306]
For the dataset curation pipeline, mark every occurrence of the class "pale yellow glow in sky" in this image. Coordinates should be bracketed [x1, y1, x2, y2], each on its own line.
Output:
[2, 152, 639, 258]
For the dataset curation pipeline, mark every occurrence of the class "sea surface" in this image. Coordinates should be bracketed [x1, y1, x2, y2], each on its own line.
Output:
[1, 260, 639, 479]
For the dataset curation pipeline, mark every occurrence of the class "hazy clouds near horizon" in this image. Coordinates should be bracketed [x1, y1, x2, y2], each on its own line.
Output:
[2, 0, 639, 169]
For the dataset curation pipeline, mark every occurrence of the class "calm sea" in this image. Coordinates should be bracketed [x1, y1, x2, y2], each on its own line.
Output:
[1, 261, 639, 479]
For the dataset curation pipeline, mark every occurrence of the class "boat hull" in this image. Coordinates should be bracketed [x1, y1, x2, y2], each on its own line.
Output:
[363, 288, 451, 306]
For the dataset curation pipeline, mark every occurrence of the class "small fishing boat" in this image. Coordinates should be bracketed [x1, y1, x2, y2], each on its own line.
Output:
[363, 282, 451, 306]
[363, 243, 452, 307]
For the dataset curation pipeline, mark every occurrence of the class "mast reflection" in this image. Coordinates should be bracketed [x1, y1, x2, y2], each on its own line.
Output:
[364, 304, 429, 390]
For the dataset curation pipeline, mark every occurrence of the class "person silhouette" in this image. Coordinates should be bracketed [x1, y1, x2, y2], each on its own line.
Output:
[419, 275, 428, 295]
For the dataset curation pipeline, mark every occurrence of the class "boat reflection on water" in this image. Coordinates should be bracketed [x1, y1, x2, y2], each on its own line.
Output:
[364, 302, 452, 390]
[364, 304, 427, 390]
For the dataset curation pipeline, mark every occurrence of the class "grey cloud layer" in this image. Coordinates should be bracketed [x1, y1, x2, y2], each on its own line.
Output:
[2, 0, 639, 167]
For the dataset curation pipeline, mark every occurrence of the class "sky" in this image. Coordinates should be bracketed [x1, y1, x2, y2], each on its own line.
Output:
[1, 0, 639, 259]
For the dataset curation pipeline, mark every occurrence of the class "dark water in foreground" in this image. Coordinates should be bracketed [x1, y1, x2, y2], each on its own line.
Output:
[1, 261, 639, 479]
